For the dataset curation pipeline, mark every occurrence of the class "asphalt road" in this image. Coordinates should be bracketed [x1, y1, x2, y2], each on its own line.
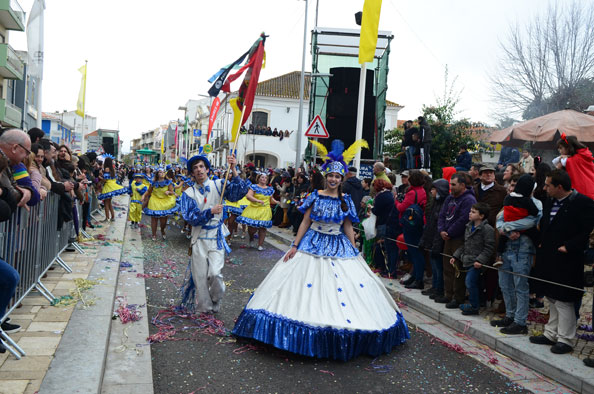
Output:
[140, 219, 531, 394]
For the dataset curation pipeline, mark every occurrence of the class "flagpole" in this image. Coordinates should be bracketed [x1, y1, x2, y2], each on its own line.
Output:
[295, 0, 309, 169]
[219, 103, 248, 204]
[81, 60, 87, 150]
[353, 62, 366, 172]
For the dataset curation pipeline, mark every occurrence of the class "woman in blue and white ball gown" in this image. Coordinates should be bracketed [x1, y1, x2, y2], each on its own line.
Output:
[233, 164, 410, 361]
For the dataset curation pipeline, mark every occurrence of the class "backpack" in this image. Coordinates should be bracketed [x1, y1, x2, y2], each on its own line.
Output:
[399, 190, 424, 233]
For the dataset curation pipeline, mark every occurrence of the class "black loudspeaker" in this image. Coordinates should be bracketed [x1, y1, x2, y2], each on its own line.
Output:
[325, 67, 375, 160]
[102, 136, 115, 156]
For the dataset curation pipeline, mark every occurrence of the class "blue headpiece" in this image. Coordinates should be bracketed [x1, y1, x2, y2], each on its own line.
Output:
[103, 153, 115, 160]
[321, 140, 347, 176]
[133, 173, 144, 178]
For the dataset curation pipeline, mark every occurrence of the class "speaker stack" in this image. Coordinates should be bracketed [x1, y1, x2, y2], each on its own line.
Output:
[325, 67, 376, 160]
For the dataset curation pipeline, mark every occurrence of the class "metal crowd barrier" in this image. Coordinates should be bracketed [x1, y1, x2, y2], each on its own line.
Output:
[89, 187, 103, 221]
[0, 192, 87, 360]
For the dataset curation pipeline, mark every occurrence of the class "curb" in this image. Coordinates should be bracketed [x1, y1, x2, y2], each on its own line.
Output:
[39, 199, 131, 394]
[266, 227, 594, 394]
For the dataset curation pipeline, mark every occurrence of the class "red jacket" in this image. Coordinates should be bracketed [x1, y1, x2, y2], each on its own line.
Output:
[396, 185, 427, 221]
[566, 148, 594, 200]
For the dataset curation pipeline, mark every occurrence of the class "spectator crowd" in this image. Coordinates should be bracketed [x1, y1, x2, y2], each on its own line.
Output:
[0, 127, 132, 354]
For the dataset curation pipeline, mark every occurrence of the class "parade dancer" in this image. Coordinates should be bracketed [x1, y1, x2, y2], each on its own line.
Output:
[236, 172, 278, 251]
[180, 154, 248, 314]
[233, 140, 409, 361]
[97, 155, 127, 221]
[143, 166, 179, 241]
[128, 173, 147, 228]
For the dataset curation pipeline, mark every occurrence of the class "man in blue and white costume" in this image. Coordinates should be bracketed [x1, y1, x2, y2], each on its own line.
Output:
[233, 140, 410, 361]
[180, 154, 248, 314]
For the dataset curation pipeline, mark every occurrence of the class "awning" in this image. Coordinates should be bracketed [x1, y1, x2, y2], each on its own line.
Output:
[136, 149, 158, 155]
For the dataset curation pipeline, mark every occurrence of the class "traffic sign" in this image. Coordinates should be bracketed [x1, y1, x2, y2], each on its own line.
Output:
[203, 144, 213, 154]
[305, 115, 329, 138]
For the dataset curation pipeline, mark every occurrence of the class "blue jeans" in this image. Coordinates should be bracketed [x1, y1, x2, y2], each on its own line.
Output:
[385, 231, 400, 275]
[498, 236, 534, 326]
[431, 254, 444, 292]
[0, 258, 19, 319]
[465, 267, 481, 308]
[405, 146, 415, 169]
[404, 228, 424, 282]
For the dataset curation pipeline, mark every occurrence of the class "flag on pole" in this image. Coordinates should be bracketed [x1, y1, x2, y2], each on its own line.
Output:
[358, 0, 383, 64]
[26, 0, 44, 79]
[76, 64, 87, 117]
[222, 34, 266, 126]
[207, 50, 250, 97]
[207, 96, 221, 144]
[160, 133, 164, 154]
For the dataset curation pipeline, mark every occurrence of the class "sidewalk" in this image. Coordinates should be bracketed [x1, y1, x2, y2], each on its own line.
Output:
[267, 226, 594, 394]
[0, 196, 152, 394]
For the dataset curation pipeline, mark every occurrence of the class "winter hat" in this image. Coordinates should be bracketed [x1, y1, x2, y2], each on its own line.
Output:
[513, 174, 536, 197]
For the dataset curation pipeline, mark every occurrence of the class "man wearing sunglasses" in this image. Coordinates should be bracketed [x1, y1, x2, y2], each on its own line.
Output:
[0, 128, 37, 208]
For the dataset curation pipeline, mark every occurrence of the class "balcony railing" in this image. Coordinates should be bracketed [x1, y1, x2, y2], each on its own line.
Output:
[0, 43, 24, 79]
[0, 98, 22, 127]
[0, 0, 25, 31]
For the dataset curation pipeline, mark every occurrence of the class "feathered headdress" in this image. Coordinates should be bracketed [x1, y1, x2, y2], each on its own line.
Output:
[102, 153, 115, 160]
[310, 139, 369, 176]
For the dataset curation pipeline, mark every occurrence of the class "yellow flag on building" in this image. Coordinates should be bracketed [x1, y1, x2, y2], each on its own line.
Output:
[160, 134, 164, 154]
[358, 0, 383, 64]
[76, 63, 87, 117]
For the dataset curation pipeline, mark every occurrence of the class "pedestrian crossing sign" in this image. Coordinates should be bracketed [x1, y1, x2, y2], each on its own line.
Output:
[305, 115, 329, 138]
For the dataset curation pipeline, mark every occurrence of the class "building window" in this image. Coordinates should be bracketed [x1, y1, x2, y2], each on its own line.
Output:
[252, 111, 268, 128]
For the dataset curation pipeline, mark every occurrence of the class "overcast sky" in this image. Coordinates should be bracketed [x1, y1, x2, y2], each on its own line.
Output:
[10, 0, 575, 152]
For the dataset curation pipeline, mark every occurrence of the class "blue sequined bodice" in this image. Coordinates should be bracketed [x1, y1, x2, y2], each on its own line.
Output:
[298, 190, 359, 224]
[296, 190, 360, 258]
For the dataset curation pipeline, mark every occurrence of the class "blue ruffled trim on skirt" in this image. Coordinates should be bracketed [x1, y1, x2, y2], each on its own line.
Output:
[236, 216, 272, 228]
[143, 204, 180, 217]
[98, 188, 129, 200]
[232, 308, 410, 361]
[225, 206, 245, 216]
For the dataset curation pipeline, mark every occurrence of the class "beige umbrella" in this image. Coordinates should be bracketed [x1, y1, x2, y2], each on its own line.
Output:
[490, 109, 594, 148]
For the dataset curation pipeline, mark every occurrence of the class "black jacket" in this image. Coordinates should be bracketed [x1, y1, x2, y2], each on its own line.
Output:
[419, 121, 432, 143]
[420, 179, 449, 254]
[0, 185, 17, 222]
[343, 176, 364, 211]
[372, 190, 394, 227]
[535, 191, 594, 301]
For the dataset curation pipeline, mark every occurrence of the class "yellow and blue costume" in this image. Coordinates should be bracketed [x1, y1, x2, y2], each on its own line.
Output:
[98, 172, 127, 200]
[236, 184, 273, 228]
[143, 179, 179, 217]
[128, 177, 147, 223]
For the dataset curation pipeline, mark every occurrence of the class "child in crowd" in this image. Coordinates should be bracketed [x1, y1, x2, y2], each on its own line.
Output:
[128, 173, 147, 229]
[451, 202, 495, 315]
[553, 133, 594, 199]
[495, 174, 540, 267]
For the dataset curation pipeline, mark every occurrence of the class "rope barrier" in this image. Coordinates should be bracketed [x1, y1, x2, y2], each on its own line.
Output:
[354, 227, 590, 293]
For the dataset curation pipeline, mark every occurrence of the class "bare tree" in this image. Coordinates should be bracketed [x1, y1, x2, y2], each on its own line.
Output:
[490, 1, 594, 120]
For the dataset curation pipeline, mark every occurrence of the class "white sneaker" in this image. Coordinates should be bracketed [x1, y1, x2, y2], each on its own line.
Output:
[399, 273, 412, 284]
[257, 246, 264, 251]
[247, 240, 254, 248]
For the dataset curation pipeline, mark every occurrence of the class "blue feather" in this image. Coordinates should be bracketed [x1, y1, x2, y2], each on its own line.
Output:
[328, 140, 345, 161]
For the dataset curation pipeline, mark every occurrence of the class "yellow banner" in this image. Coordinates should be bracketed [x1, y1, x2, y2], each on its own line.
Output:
[358, 0, 383, 64]
[76, 64, 87, 117]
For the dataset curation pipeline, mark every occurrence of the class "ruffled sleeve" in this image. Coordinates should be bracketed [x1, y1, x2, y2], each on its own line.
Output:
[298, 190, 317, 214]
[180, 193, 213, 226]
[223, 177, 250, 202]
[343, 194, 360, 224]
